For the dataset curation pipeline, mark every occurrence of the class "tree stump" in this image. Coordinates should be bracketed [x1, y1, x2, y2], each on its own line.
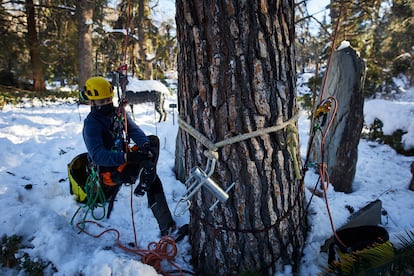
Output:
[311, 45, 366, 193]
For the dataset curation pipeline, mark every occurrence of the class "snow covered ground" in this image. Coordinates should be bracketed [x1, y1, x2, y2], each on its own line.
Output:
[0, 83, 413, 275]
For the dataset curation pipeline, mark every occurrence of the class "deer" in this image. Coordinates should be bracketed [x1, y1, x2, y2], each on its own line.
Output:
[124, 89, 167, 122]
[111, 71, 168, 123]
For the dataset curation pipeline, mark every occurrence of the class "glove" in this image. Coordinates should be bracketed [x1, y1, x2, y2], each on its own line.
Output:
[141, 142, 154, 159]
[134, 160, 156, 196]
[126, 151, 152, 163]
[142, 142, 150, 149]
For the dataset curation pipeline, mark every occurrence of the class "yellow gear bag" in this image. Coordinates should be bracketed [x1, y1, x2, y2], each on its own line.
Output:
[67, 153, 89, 203]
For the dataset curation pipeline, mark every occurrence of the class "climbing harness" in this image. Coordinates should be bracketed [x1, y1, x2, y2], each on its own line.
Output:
[70, 69, 130, 226]
[70, 2, 187, 274]
[113, 65, 130, 151]
[175, 112, 301, 216]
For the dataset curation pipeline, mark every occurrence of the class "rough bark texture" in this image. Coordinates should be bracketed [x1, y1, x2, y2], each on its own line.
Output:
[76, 0, 94, 89]
[135, 0, 155, 79]
[25, 0, 45, 91]
[311, 46, 365, 193]
[175, 1, 307, 274]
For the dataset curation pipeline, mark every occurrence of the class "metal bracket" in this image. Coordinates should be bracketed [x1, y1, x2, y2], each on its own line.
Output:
[174, 151, 235, 216]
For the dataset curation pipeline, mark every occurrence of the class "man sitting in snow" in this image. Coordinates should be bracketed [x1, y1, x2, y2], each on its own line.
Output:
[81, 76, 177, 236]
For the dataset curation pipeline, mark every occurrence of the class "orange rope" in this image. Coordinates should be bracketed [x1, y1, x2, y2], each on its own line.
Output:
[316, 96, 347, 248]
[75, 185, 184, 275]
[319, 0, 345, 101]
[303, 0, 345, 170]
[315, 0, 348, 249]
[319, 96, 338, 164]
[302, 0, 348, 249]
[318, 163, 346, 248]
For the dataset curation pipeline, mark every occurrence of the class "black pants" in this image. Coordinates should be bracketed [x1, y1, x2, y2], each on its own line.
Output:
[104, 135, 176, 234]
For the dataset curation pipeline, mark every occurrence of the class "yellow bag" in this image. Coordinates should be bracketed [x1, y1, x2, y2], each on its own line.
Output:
[67, 153, 89, 203]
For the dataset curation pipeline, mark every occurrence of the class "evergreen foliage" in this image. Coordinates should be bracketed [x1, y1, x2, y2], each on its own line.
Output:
[0, 0, 176, 91]
[296, 0, 413, 98]
[324, 230, 414, 275]
[363, 117, 414, 156]
[0, 1, 411, 94]
[0, 234, 57, 275]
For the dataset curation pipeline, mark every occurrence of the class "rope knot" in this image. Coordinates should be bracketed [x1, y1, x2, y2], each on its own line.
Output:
[142, 236, 178, 273]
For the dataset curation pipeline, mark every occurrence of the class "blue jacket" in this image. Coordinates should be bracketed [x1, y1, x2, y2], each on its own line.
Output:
[83, 106, 149, 167]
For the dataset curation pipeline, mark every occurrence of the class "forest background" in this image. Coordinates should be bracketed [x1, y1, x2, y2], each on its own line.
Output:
[0, 0, 414, 274]
[0, 0, 413, 99]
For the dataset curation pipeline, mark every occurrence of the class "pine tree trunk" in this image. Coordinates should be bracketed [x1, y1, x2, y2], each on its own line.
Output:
[76, 0, 94, 89]
[175, 1, 307, 274]
[137, 0, 153, 79]
[25, 0, 45, 91]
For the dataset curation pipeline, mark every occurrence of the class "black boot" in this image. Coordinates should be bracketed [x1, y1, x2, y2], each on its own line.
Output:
[149, 193, 176, 236]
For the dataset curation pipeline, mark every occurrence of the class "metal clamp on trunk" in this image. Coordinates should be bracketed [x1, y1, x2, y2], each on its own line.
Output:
[174, 151, 235, 216]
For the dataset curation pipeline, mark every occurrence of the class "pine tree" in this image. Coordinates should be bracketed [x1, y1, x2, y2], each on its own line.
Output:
[329, 0, 383, 96]
[112, 0, 175, 79]
[25, 0, 46, 91]
[379, 0, 414, 87]
[175, 0, 307, 274]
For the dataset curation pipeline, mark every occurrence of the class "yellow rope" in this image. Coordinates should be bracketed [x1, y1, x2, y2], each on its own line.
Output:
[215, 112, 301, 149]
[179, 112, 300, 151]
[286, 124, 302, 180]
[178, 112, 301, 175]
[178, 119, 218, 151]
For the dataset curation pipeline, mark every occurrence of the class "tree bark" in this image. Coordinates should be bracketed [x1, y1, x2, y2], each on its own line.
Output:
[76, 0, 94, 89]
[175, 1, 307, 274]
[137, 0, 153, 79]
[25, 0, 45, 91]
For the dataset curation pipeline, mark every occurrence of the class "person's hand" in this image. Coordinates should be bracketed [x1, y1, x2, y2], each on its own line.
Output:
[141, 142, 154, 159]
[126, 151, 151, 163]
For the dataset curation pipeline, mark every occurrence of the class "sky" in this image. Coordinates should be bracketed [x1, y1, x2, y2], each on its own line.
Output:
[0, 42, 413, 275]
[307, 0, 330, 19]
[305, 0, 331, 35]
[109, 0, 331, 26]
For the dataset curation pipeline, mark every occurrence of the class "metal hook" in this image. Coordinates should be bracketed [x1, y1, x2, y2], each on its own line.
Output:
[174, 151, 235, 216]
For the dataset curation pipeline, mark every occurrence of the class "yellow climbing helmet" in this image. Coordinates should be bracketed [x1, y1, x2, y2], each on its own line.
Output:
[84, 76, 114, 100]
